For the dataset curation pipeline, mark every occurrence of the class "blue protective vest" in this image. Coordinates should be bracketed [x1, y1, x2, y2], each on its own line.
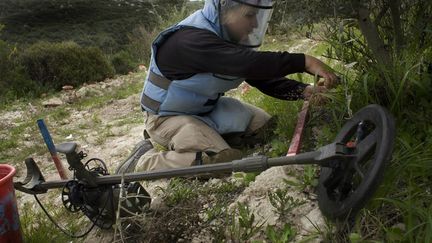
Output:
[140, 0, 253, 134]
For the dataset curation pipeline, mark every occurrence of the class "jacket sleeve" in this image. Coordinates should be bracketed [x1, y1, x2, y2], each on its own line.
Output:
[157, 27, 307, 80]
[246, 77, 309, 100]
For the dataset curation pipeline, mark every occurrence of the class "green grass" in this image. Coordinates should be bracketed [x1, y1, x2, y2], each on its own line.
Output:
[20, 190, 89, 243]
[310, 42, 329, 56]
[241, 88, 303, 143]
[0, 118, 44, 165]
[0, 139, 18, 155]
[298, 15, 432, 242]
[50, 108, 71, 122]
[112, 115, 143, 127]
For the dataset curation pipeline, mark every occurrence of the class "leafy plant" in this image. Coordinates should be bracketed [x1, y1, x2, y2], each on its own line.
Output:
[228, 202, 265, 242]
[283, 165, 318, 191]
[205, 202, 225, 222]
[265, 223, 296, 243]
[233, 172, 259, 187]
[302, 165, 318, 189]
[157, 178, 198, 206]
[269, 139, 289, 157]
[268, 187, 306, 219]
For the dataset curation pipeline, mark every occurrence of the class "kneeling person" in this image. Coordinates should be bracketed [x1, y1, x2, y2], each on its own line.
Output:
[130, 0, 337, 172]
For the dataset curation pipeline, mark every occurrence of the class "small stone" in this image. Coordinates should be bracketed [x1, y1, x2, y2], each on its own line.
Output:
[28, 103, 37, 114]
[62, 85, 74, 91]
[138, 64, 147, 71]
[42, 97, 63, 107]
[241, 83, 251, 95]
[23, 133, 31, 139]
[76, 87, 89, 98]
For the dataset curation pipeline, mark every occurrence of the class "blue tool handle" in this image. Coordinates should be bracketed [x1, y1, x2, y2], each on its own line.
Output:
[37, 119, 57, 154]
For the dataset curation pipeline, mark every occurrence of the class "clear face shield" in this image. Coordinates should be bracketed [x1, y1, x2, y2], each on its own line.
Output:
[219, 0, 273, 48]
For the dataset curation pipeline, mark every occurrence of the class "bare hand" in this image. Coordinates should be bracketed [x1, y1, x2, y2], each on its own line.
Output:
[304, 55, 339, 89]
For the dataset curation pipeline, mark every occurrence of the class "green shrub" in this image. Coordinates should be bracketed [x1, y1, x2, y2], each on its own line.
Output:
[111, 50, 136, 74]
[0, 39, 42, 103]
[126, 26, 158, 66]
[19, 41, 114, 90]
[126, 5, 196, 66]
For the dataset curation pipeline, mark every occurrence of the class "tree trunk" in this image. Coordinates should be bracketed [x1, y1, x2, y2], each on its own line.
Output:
[356, 5, 392, 68]
[389, 0, 404, 54]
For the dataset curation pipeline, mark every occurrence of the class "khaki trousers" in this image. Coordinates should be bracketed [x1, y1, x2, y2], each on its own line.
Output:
[135, 100, 272, 171]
